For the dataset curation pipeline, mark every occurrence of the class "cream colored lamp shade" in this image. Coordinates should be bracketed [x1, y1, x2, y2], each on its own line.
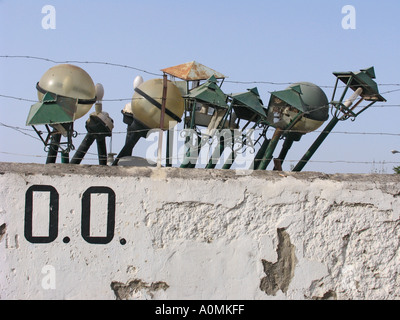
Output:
[37, 64, 96, 120]
[130, 78, 184, 129]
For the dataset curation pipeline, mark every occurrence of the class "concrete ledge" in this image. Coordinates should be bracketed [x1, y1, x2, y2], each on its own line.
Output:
[1, 162, 399, 183]
[1, 161, 399, 299]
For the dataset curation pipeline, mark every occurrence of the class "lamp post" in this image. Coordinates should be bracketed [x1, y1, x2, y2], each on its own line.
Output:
[292, 67, 386, 172]
[180, 75, 231, 168]
[70, 83, 114, 165]
[26, 64, 97, 164]
[255, 82, 329, 170]
[112, 77, 184, 166]
[211, 87, 267, 170]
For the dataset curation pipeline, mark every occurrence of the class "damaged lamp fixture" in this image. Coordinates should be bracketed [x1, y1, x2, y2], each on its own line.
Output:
[180, 75, 232, 168]
[211, 87, 267, 170]
[254, 82, 329, 170]
[112, 74, 185, 166]
[70, 83, 114, 165]
[26, 64, 97, 164]
[292, 66, 386, 172]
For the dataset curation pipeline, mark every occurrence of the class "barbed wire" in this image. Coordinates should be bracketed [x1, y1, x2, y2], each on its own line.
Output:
[0, 150, 398, 167]
[2, 93, 400, 106]
[0, 122, 42, 141]
[0, 55, 162, 76]
[0, 122, 399, 138]
[1, 55, 400, 89]
[1, 55, 399, 171]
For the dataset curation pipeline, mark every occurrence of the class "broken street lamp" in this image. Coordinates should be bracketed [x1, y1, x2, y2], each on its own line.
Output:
[70, 83, 114, 165]
[211, 87, 267, 169]
[292, 66, 386, 172]
[255, 82, 329, 170]
[180, 75, 231, 168]
[112, 77, 184, 166]
[26, 64, 97, 163]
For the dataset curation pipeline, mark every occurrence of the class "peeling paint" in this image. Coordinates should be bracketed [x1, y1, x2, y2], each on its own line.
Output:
[110, 279, 169, 300]
[0, 223, 6, 242]
[312, 290, 337, 300]
[260, 228, 297, 296]
[1, 162, 400, 299]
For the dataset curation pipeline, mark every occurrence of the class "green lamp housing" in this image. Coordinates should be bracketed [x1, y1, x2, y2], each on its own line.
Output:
[185, 75, 228, 109]
[292, 66, 387, 172]
[26, 92, 78, 126]
[266, 82, 329, 139]
[183, 75, 230, 130]
[230, 87, 267, 122]
[331, 66, 386, 120]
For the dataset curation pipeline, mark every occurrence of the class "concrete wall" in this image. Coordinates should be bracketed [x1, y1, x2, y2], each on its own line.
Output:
[0, 162, 399, 300]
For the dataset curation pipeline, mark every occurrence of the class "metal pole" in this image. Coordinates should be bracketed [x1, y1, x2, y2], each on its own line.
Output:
[206, 135, 225, 169]
[165, 120, 177, 167]
[292, 87, 363, 172]
[112, 120, 147, 166]
[221, 130, 234, 169]
[180, 102, 197, 168]
[291, 117, 339, 172]
[251, 138, 270, 170]
[166, 128, 172, 167]
[46, 131, 61, 164]
[157, 73, 168, 168]
[96, 135, 108, 165]
[187, 142, 202, 168]
[71, 133, 96, 164]
[256, 111, 304, 170]
[257, 128, 283, 170]
[61, 151, 69, 164]
[273, 136, 295, 171]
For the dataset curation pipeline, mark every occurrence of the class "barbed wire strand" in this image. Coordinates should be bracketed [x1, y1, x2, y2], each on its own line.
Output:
[1, 55, 400, 89]
[0, 150, 398, 167]
[1, 121, 400, 138]
[1, 55, 399, 170]
[0, 55, 162, 76]
[2, 93, 400, 106]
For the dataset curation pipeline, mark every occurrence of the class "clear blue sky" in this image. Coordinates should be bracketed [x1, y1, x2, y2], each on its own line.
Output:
[1, 0, 399, 173]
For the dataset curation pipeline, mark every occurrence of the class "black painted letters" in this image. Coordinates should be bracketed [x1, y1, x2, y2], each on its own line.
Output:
[24, 185, 116, 244]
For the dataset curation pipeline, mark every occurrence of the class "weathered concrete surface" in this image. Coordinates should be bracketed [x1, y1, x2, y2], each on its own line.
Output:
[0, 162, 399, 300]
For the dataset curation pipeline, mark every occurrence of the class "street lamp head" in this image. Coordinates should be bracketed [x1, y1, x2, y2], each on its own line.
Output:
[266, 82, 329, 136]
[131, 78, 184, 129]
[36, 64, 97, 121]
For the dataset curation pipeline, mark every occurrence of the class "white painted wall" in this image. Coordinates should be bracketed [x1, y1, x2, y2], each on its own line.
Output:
[0, 162, 399, 300]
